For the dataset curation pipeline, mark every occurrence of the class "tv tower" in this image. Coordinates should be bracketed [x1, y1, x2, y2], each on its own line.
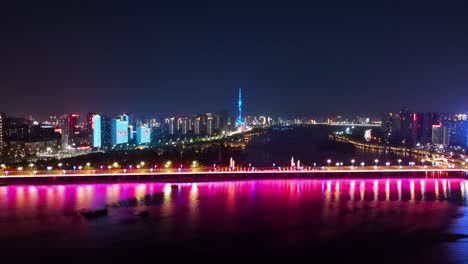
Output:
[236, 88, 244, 127]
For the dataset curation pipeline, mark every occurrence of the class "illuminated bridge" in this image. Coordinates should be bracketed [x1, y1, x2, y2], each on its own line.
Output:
[0, 166, 467, 184]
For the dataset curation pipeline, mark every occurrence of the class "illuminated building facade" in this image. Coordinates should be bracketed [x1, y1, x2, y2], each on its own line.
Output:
[182, 117, 188, 135]
[128, 125, 134, 140]
[236, 88, 244, 127]
[111, 115, 129, 145]
[136, 125, 151, 144]
[206, 114, 213, 136]
[194, 116, 201, 135]
[67, 113, 79, 146]
[91, 114, 101, 148]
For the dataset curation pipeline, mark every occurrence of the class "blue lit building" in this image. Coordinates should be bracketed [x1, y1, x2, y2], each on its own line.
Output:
[91, 115, 101, 148]
[236, 88, 244, 127]
[136, 125, 151, 144]
[111, 115, 129, 145]
[128, 125, 134, 140]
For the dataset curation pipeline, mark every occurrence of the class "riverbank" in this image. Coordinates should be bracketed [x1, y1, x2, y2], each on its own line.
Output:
[332, 134, 436, 157]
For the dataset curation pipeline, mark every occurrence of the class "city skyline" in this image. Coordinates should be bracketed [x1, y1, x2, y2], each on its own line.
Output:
[2, 2, 468, 117]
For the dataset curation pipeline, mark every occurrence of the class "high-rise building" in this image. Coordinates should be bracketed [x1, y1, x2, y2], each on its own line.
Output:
[194, 116, 201, 135]
[176, 118, 182, 133]
[168, 117, 175, 135]
[111, 115, 129, 145]
[206, 115, 213, 136]
[0, 113, 5, 151]
[136, 125, 151, 144]
[441, 113, 467, 147]
[90, 114, 101, 148]
[87, 112, 97, 146]
[68, 113, 79, 146]
[182, 117, 189, 135]
[399, 107, 414, 146]
[219, 110, 229, 131]
[432, 123, 443, 145]
[100, 115, 111, 148]
[128, 125, 134, 140]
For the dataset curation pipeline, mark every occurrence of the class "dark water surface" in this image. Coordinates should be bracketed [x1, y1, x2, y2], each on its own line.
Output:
[1, 179, 468, 262]
[244, 126, 421, 167]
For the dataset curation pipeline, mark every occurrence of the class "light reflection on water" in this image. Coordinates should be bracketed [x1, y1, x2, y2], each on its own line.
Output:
[0, 178, 467, 261]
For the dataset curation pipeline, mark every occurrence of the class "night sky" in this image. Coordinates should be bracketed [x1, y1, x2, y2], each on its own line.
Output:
[1, 1, 468, 119]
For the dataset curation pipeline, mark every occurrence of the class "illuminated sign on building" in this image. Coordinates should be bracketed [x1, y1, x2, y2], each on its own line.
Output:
[136, 125, 151, 144]
[111, 115, 129, 145]
[364, 129, 372, 141]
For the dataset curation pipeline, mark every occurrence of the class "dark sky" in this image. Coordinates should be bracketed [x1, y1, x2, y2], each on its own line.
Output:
[1, 1, 468, 119]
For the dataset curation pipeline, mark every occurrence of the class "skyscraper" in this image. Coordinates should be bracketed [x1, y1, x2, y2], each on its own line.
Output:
[206, 114, 213, 136]
[111, 114, 129, 145]
[136, 125, 151, 144]
[87, 112, 97, 146]
[100, 115, 112, 148]
[168, 117, 175, 135]
[60, 113, 79, 149]
[236, 88, 244, 127]
[194, 116, 201, 135]
[432, 123, 443, 145]
[219, 110, 229, 131]
[91, 114, 101, 148]
[182, 117, 189, 135]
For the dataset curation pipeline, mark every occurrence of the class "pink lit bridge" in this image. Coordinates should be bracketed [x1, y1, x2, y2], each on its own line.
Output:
[0, 165, 467, 184]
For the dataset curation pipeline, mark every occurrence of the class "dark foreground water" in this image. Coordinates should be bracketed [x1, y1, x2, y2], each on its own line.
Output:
[0, 178, 468, 262]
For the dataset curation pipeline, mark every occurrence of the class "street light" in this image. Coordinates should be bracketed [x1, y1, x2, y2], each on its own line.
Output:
[360, 162, 365, 167]
[374, 159, 379, 168]
[386, 162, 390, 167]
[29, 163, 34, 170]
[351, 159, 355, 168]
[421, 159, 425, 166]
[327, 159, 331, 167]
[397, 159, 402, 168]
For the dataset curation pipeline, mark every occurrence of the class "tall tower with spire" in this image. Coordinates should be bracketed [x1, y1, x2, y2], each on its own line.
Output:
[236, 88, 243, 127]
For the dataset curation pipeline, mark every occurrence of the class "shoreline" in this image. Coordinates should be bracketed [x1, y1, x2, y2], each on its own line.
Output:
[332, 134, 435, 157]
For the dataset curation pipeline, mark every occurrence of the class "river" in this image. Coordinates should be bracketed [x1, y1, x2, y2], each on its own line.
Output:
[243, 125, 423, 167]
[0, 179, 467, 262]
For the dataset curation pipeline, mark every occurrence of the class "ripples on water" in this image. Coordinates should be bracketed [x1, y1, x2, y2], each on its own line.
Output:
[0, 178, 467, 262]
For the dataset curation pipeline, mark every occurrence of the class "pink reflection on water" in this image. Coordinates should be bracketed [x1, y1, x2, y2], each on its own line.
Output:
[0, 178, 466, 249]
